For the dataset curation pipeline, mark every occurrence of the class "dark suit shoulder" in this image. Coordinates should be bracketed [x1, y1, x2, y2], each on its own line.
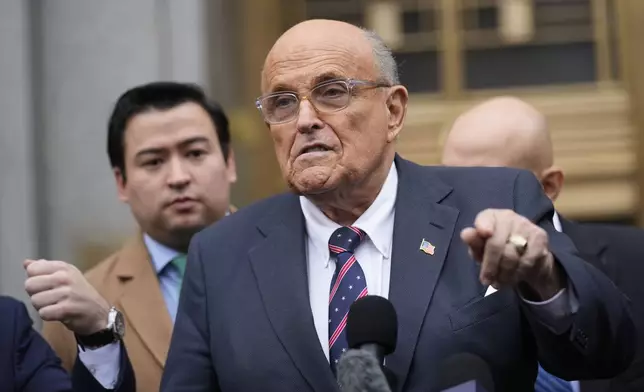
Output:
[399, 159, 553, 227]
[588, 223, 644, 250]
[425, 164, 528, 181]
[0, 295, 31, 335]
[196, 193, 295, 239]
[0, 295, 26, 315]
[0, 296, 26, 347]
[406, 161, 532, 198]
[419, 164, 538, 209]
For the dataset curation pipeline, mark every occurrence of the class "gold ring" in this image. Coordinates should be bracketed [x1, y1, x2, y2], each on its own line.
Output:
[508, 234, 528, 256]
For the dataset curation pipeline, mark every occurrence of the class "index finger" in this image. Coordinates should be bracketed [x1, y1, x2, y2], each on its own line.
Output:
[473, 209, 497, 238]
[479, 219, 512, 285]
[25, 260, 70, 277]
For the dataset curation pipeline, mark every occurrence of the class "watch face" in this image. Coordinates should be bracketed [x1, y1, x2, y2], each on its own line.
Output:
[113, 310, 125, 338]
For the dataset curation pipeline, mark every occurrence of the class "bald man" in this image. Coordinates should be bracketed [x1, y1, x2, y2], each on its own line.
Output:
[443, 96, 644, 392]
[442, 97, 562, 201]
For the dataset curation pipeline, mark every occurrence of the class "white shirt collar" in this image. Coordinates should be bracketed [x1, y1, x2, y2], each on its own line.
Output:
[552, 211, 563, 233]
[300, 161, 398, 266]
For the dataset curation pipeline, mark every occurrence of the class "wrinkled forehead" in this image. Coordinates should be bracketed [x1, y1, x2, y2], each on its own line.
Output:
[261, 40, 377, 94]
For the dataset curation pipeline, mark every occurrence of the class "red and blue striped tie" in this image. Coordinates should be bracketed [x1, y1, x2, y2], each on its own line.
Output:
[328, 226, 368, 373]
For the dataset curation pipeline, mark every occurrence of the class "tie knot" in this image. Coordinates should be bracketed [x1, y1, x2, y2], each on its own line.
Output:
[171, 254, 187, 277]
[328, 226, 365, 255]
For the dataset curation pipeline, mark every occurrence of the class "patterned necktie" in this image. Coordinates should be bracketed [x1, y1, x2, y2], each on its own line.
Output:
[328, 226, 368, 373]
[534, 364, 574, 392]
[171, 254, 187, 282]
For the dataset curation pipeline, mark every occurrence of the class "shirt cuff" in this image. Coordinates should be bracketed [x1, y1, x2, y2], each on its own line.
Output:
[519, 279, 580, 334]
[77, 342, 121, 389]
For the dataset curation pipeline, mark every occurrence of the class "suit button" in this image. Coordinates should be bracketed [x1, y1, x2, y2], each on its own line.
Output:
[574, 329, 588, 348]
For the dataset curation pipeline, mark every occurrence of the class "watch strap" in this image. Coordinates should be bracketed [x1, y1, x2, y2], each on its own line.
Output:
[76, 328, 119, 351]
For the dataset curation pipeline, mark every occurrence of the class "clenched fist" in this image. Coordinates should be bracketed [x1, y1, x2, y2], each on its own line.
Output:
[24, 259, 110, 335]
[461, 209, 566, 301]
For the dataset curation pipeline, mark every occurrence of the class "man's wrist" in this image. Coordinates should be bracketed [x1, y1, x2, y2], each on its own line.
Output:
[88, 300, 111, 334]
[76, 306, 125, 350]
[519, 253, 566, 301]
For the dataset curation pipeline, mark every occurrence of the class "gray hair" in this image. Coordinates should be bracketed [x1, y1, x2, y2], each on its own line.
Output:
[361, 28, 400, 85]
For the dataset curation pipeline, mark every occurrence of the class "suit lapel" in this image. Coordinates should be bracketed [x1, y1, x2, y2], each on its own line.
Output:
[387, 157, 459, 389]
[249, 196, 338, 392]
[114, 236, 173, 367]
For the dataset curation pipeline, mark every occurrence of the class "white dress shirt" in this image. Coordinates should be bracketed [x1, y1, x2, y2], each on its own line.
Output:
[553, 211, 563, 232]
[77, 336, 121, 388]
[301, 161, 579, 362]
[301, 162, 397, 360]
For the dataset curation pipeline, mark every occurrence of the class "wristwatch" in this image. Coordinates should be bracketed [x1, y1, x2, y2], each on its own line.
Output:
[76, 306, 125, 350]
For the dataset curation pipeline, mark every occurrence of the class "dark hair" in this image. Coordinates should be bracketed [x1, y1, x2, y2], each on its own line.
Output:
[107, 81, 231, 178]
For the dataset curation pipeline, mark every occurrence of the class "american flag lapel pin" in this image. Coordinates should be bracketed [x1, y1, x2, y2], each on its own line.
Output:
[419, 238, 436, 256]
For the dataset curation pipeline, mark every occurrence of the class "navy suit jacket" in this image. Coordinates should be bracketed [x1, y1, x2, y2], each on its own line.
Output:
[162, 156, 635, 392]
[560, 220, 644, 392]
[0, 296, 135, 392]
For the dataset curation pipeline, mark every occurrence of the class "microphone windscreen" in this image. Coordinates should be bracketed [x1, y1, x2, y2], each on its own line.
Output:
[337, 349, 392, 392]
[347, 295, 398, 355]
[438, 353, 495, 391]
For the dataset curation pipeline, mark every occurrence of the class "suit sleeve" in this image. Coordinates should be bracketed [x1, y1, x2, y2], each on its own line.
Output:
[161, 231, 220, 391]
[13, 300, 72, 392]
[512, 170, 636, 379]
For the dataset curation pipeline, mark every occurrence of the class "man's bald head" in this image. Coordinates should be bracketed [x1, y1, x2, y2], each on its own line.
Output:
[262, 20, 398, 92]
[442, 96, 564, 202]
[442, 96, 552, 173]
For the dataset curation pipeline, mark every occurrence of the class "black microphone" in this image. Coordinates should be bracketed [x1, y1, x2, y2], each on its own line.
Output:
[437, 353, 495, 392]
[346, 295, 398, 363]
[346, 295, 398, 390]
[337, 349, 392, 392]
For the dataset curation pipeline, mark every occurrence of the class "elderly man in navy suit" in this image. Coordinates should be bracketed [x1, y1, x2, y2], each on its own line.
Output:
[161, 20, 635, 391]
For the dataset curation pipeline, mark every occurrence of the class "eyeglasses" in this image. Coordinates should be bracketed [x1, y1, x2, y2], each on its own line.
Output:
[255, 78, 391, 125]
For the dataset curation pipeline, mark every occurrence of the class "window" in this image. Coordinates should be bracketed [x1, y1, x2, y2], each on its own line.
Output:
[463, 0, 596, 88]
[303, 0, 619, 95]
[305, 0, 440, 93]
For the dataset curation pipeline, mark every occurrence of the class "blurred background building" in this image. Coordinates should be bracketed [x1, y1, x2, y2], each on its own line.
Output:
[2, 0, 644, 309]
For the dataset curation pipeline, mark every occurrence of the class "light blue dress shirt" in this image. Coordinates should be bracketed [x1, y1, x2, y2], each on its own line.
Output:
[142, 211, 231, 322]
[143, 234, 183, 322]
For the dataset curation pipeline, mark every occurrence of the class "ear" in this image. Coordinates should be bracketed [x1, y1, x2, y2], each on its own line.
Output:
[539, 167, 564, 202]
[114, 168, 129, 203]
[385, 85, 409, 143]
[225, 148, 238, 184]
